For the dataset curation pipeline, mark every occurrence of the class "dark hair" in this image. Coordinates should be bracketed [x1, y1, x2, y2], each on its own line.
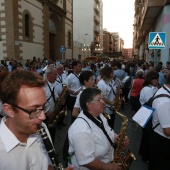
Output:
[155, 64, 162, 72]
[101, 66, 113, 80]
[80, 88, 101, 111]
[79, 71, 93, 85]
[1, 70, 45, 105]
[72, 61, 81, 68]
[116, 62, 121, 69]
[142, 70, 159, 87]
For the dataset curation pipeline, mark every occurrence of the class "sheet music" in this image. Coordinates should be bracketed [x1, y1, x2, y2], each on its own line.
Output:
[132, 105, 155, 128]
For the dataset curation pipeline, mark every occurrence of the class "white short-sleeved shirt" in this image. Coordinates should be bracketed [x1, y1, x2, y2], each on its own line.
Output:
[44, 81, 59, 112]
[66, 73, 81, 97]
[152, 85, 170, 139]
[97, 79, 116, 114]
[0, 119, 51, 170]
[74, 87, 86, 109]
[139, 86, 158, 105]
[68, 111, 114, 169]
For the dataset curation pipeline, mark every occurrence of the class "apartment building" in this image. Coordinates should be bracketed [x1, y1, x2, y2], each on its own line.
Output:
[0, 0, 73, 61]
[103, 30, 114, 55]
[123, 48, 133, 59]
[103, 30, 125, 58]
[133, 0, 170, 65]
[73, 0, 103, 60]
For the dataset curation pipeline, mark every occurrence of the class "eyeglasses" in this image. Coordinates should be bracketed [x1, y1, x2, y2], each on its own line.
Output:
[90, 97, 104, 103]
[11, 103, 50, 119]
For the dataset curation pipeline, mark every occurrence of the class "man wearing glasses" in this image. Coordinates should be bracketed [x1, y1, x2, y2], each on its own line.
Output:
[0, 70, 73, 170]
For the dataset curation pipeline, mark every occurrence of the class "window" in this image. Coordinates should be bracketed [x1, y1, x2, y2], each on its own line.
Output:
[68, 31, 71, 48]
[25, 14, 30, 37]
[49, 19, 56, 32]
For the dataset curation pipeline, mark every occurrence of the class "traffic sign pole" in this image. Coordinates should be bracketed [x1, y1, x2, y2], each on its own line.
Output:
[61, 52, 64, 63]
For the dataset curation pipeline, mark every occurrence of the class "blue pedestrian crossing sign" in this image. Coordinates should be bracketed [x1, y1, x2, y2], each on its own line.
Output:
[148, 32, 166, 49]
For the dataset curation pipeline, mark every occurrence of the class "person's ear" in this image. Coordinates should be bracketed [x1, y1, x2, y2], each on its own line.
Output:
[86, 101, 91, 109]
[3, 103, 15, 118]
[84, 80, 87, 85]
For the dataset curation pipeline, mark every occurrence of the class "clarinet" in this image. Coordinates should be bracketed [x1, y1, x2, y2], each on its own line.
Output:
[38, 124, 64, 170]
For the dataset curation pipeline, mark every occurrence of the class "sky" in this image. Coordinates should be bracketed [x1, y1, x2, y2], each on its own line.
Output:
[103, 0, 135, 48]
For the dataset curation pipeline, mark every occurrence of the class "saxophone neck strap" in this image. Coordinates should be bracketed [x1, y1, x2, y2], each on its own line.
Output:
[57, 75, 63, 83]
[108, 83, 116, 96]
[83, 110, 116, 149]
[47, 82, 56, 103]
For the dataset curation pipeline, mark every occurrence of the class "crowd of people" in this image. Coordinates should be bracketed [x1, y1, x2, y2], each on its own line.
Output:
[0, 56, 170, 170]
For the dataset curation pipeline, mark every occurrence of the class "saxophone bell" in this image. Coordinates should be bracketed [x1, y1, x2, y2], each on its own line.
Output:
[122, 150, 137, 170]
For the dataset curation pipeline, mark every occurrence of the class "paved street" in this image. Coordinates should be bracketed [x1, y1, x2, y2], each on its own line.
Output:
[54, 102, 148, 170]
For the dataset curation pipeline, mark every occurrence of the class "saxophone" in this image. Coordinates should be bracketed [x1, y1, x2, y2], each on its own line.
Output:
[107, 78, 136, 169]
[113, 109, 136, 170]
[47, 85, 68, 128]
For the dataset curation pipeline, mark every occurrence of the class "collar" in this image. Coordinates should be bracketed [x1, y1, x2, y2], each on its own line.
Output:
[47, 81, 55, 88]
[0, 118, 37, 152]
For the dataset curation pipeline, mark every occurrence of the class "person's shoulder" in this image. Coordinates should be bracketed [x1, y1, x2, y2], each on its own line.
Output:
[66, 72, 74, 79]
[97, 79, 104, 85]
[70, 113, 91, 131]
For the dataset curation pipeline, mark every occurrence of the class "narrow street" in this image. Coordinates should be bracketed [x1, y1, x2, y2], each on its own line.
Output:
[54, 102, 148, 170]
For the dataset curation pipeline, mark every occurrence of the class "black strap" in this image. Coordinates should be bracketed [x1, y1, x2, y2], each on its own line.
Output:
[77, 117, 91, 129]
[108, 83, 116, 96]
[153, 123, 160, 130]
[163, 85, 170, 94]
[72, 73, 79, 80]
[47, 83, 56, 103]
[83, 111, 116, 149]
[151, 88, 170, 129]
[57, 75, 63, 84]
[68, 117, 92, 157]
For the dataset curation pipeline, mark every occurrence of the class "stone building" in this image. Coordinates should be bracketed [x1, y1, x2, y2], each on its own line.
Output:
[0, 0, 73, 62]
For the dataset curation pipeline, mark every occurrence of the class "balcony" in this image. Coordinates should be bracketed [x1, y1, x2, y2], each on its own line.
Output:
[140, 0, 166, 31]
[94, 25, 100, 33]
[94, 16, 100, 24]
[94, 4, 99, 13]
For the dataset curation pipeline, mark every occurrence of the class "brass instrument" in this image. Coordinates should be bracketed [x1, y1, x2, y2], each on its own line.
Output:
[107, 78, 136, 169]
[106, 106, 136, 170]
[114, 78, 123, 111]
[47, 85, 68, 128]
